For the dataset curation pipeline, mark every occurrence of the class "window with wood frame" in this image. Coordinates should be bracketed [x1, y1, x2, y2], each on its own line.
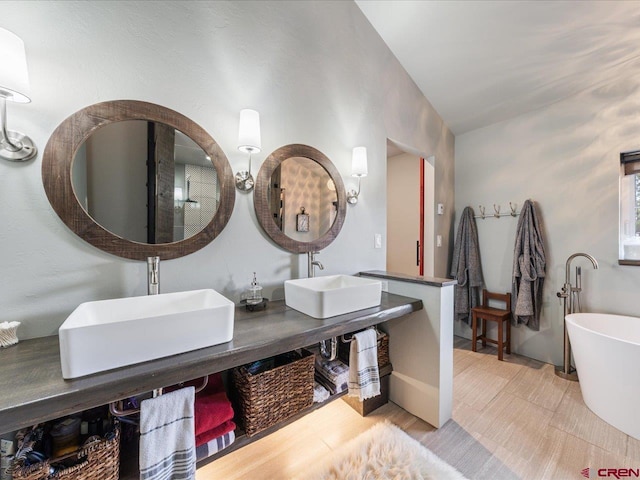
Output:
[619, 150, 640, 264]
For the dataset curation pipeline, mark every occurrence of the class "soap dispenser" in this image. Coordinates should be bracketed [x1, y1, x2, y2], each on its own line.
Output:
[246, 272, 263, 306]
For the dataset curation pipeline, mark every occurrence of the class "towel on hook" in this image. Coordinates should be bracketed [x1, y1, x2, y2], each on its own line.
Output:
[348, 329, 380, 401]
[512, 199, 546, 330]
[450, 206, 484, 325]
[139, 387, 196, 480]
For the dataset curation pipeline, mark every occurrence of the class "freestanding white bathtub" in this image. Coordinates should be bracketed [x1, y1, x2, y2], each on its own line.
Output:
[566, 313, 640, 440]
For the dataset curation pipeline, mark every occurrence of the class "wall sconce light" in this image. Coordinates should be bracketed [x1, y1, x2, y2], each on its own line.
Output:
[347, 146, 367, 204]
[235, 108, 261, 192]
[0, 28, 36, 162]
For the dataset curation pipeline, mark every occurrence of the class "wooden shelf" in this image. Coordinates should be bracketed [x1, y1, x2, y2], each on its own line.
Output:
[0, 293, 421, 435]
[119, 364, 393, 479]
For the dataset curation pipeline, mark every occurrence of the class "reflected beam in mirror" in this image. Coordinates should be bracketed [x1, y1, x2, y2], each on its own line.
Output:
[42, 100, 235, 260]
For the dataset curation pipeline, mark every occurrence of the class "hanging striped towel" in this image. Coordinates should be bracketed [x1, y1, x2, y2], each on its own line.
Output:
[348, 329, 380, 401]
[139, 387, 196, 480]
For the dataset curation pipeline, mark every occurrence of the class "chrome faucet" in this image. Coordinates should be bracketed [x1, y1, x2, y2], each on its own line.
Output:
[556, 252, 598, 380]
[147, 256, 160, 295]
[307, 251, 324, 278]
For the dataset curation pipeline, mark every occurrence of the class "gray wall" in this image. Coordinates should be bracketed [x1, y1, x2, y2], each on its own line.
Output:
[1, 0, 454, 340]
[455, 74, 640, 365]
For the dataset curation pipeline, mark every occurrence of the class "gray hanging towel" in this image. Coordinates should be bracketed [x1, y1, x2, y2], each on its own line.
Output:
[450, 206, 484, 325]
[512, 199, 546, 330]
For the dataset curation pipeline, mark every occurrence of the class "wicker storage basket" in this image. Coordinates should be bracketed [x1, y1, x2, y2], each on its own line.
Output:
[12, 424, 120, 480]
[338, 329, 389, 367]
[232, 350, 315, 437]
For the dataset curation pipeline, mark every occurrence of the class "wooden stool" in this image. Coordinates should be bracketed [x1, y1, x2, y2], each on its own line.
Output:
[471, 289, 511, 361]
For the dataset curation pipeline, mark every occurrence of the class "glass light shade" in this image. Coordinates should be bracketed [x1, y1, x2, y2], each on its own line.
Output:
[351, 146, 368, 177]
[238, 109, 261, 153]
[0, 28, 31, 103]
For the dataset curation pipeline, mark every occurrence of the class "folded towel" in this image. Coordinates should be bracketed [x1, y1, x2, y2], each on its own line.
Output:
[195, 420, 236, 447]
[314, 356, 350, 384]
[165, 374, 234, 437]
[195, 390, 234, 437]
[314, 373, 347, 395]
[139, 387, 196, 480]
[348, 329, 380, 401]
[313, 381, 330, 403]
[195, 430, 235, 462]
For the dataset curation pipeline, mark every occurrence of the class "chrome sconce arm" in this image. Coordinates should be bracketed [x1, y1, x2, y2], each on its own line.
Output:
[235, 109, 261, 192]
[0, 28, 36, 163]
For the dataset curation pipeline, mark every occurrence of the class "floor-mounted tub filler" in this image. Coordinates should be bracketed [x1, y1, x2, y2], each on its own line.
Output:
[566, 312, 640, 440]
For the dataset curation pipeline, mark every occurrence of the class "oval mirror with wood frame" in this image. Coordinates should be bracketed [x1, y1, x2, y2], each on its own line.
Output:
[254, 144, 346, 253]
[42, 100, 235, 260]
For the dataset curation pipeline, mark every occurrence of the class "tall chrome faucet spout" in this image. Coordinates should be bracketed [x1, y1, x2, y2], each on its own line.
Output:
[565, 252, 598, 282]
[307, 251, 324, 278]
[147, 256, 160, 295]
[556, 252, 598, 381]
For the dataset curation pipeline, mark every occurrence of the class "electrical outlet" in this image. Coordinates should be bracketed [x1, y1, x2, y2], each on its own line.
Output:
[374, 233, 382, 249]
[437, 235, 442, 247]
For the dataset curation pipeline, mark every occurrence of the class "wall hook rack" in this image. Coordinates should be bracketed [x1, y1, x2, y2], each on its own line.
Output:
[474, 202, 520, 220]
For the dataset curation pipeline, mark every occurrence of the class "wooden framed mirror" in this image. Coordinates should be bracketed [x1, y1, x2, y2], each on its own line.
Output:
[42, 100, 235, 260]
[254, 144, 346, 253]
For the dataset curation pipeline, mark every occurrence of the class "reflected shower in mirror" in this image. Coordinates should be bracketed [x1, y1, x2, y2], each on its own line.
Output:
[71, 121, 220, 244]
[42, 100, 234, 260]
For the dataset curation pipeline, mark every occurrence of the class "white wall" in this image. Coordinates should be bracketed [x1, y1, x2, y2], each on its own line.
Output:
[0, 1, 454, 340]
[455, 75, 640, 365]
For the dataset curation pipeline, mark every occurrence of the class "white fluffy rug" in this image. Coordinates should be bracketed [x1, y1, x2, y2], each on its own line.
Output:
[299, 422, 468, 480]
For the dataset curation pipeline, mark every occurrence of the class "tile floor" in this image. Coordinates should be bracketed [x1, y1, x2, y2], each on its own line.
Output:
[197, 337, 640, 479]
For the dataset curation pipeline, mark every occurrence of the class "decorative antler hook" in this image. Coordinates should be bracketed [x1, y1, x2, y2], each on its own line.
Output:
[509, 202, 517, 216]
[478, 205, 486, 219]
[493, 204, 501, 218]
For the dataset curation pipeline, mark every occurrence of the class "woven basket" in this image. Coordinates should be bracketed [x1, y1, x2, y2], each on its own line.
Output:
[12, 424, 120, 480]
[338, 330, 389, 367]
[233, 350, 315, 437]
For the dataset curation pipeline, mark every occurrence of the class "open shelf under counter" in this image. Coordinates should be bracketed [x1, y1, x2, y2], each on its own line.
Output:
[0, 292, 422, 435]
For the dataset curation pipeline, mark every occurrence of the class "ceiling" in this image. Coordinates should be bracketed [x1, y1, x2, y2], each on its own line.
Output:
[355, 0, 640, 135]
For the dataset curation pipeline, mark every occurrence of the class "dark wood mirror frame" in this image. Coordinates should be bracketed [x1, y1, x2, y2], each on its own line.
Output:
[254, 144, 347, 253]
[42, 100, 235, 260]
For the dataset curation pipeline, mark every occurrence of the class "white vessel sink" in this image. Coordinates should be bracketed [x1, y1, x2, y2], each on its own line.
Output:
[284, 275, 382, 319]
[59, 289, 234, 379]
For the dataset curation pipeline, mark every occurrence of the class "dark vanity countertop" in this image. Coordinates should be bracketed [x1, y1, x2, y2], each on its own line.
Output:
[0, 292, 422, 435]
[360, 270, 458, 287]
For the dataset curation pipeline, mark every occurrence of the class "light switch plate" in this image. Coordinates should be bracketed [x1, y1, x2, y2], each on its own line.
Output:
[437, 203, 444, 215]
[374, 233, 382, 249]
[437, 235, 442, 247]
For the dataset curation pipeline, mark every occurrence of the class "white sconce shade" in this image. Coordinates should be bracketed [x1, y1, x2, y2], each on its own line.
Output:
[237, 109, 261, 154]
[351, 146, 368, 177]
[0, 28, 31, 103]
[0, 27, 36, 162]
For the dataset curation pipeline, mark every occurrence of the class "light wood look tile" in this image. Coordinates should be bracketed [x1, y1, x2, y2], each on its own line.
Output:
[196, 337, 639, 480]
[467, 391, 555, 462]
[550, 382, 628, 454]
[628, 435, 640, 461]
[504, 360, 569, 411]
[454, 364, 510, 411]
